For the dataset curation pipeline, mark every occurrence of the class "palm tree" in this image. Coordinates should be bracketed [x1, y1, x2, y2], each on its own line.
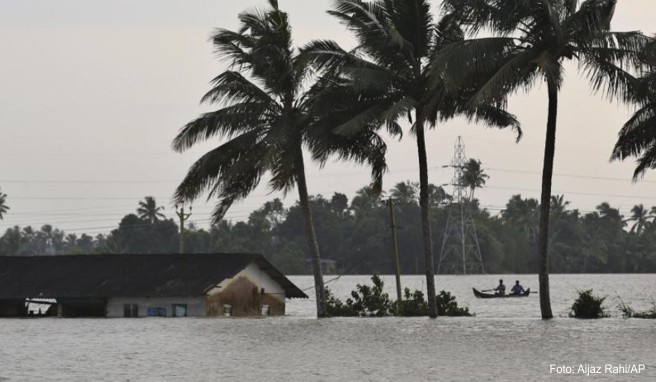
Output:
[304, 0, 520, 317]
[390, 181, 419, 205]
[171, 0, 386, 318]
[627, 204, 651, 234]
[439, 0, 651, 319]
[0, 188, 8, 220]
[137, 196, 165, 224]
[461, 159, 489, 200]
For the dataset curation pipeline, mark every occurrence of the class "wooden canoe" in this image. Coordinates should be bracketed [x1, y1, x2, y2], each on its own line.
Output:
[472, 288, 531, 299]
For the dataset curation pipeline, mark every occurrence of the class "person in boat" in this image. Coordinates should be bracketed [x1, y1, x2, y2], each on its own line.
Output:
[511, 280, 525, 295]
[494, 279, 506, 296]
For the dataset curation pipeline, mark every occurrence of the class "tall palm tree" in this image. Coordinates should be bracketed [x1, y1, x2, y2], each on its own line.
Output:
[172, 0, 386, 318]
[137, 196, 165, 224]
[461, 159, 489, 200]
[439, 0, 651, 319]
[305, 0, 520, 317]
[0, 188, 8, 220]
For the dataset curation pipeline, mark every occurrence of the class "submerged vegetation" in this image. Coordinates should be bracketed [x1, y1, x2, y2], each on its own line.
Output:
[325, 275, 472, 317]
[619, 300, 656, 319]
[570, 290, 610, 319]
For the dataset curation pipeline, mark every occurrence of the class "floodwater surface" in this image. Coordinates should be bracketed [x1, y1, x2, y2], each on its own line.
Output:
[0, 274, 654, 381]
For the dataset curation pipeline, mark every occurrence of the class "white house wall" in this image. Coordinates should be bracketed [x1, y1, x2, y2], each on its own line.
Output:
[106, 297, 205, 318]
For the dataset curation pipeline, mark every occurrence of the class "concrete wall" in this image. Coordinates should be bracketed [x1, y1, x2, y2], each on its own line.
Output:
[106, 297, 205, 318]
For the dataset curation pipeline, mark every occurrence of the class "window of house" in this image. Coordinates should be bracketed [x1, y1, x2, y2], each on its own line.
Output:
[172, 304, 188, 317]
[123, 304, 139, 318]
[147, 307, 167, 317]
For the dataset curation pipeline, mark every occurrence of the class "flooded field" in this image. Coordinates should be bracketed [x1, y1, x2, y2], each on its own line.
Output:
[1, 274, 655, 381]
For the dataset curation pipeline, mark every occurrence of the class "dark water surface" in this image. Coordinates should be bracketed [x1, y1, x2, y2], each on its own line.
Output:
[1, 274, 655, 381]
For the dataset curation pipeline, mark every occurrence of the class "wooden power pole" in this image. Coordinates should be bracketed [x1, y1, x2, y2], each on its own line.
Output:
[175, 204, 192, 254]
[385, 198, 403, 302]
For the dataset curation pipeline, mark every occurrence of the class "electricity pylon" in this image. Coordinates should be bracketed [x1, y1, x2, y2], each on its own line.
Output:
[437, 137, 485, 274]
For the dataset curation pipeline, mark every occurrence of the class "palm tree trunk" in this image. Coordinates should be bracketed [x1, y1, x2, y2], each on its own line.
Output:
[415, 108, 438, 318]
[537, 81, 557, 320]
[296, 150, 328, 318]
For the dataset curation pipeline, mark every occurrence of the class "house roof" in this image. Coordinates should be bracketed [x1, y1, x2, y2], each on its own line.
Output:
[0, 253, 307, 299]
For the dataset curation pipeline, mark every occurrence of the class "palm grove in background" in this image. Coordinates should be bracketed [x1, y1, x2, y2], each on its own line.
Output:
[1, 186, 655, 276]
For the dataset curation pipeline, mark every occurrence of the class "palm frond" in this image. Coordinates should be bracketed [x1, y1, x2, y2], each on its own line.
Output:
[564, 0, 616, 42]
[579, 51, 638, 103]
[431, 37, 520, 89]
[200, 71, 278, 107]
[174, 130, 267, 223]
[172, 103, 270, 152]
[612, 104, 656, 156]
[329, 0, 414, 76]
[308, 122, 388, 194]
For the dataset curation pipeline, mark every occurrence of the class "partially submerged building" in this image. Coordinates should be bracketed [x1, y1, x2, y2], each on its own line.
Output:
[0, 253, 307, 318]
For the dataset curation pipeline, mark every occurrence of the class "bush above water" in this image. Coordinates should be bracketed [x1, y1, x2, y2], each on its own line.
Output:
[570, 289, 610, 319]
[619, 300, 656, 319]
[326, 275, 472, 317]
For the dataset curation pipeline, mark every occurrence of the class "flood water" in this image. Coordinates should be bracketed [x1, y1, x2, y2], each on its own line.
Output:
[1, 274, 655, 381]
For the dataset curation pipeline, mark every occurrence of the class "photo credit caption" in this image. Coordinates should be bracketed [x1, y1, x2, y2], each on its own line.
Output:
[550, 364, 646, 376]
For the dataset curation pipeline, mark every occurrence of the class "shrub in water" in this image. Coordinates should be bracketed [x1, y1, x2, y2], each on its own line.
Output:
[348, 274, 392, 317]
[325, 287, 358, 317]
[326, 275, 473, 317]
[619, 300, 656, 319]
[392, 289, 473, 317]
[392, 288, 428, 316]
[436, 291, 473, 317]
[325, 275, 391, 317]
[570, 289, 610, 318]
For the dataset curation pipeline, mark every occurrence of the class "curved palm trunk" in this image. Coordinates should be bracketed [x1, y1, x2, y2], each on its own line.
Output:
[296, 150, 328, 318]
[415, 109, 438, 318]
[537, 81, 557, 319]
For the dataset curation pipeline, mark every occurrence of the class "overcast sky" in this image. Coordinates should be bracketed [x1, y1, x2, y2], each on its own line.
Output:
[1, 0, 655, 235]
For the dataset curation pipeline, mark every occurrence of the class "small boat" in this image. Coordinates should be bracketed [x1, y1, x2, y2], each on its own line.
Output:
[472, 288, 531, 299]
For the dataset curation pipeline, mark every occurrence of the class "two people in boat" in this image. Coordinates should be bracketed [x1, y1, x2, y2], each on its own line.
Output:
[494, 279, 525, 296]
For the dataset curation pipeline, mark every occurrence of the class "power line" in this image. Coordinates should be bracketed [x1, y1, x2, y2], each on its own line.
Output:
[487, 167, 656, 184]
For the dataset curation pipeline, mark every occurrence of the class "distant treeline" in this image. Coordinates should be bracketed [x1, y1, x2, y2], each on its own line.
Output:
[0, 182, 654, 274]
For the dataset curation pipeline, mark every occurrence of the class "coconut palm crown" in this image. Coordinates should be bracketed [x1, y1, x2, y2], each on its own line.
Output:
[137, 196, 166, 224]
[0, 188, 8, 220]
[304, 0, 520, 318]
[172, 0, 387, 318]
[438, 0, 653, 318]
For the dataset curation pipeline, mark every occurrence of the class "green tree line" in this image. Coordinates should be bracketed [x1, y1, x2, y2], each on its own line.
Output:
[1, 189, 654, 275]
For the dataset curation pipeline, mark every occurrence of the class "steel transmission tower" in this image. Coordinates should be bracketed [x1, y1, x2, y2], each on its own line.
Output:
[437, 137, 486, 274]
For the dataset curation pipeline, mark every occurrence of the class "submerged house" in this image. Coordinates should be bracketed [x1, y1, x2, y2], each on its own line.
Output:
[0, 253, 306, 318]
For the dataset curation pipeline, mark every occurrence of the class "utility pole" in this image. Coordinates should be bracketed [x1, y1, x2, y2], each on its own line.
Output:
[385, 198, 403, 302]
[175, 204, 192, 254]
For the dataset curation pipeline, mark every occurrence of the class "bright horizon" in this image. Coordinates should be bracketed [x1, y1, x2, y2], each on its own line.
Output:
[1, 0, 656, 235]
